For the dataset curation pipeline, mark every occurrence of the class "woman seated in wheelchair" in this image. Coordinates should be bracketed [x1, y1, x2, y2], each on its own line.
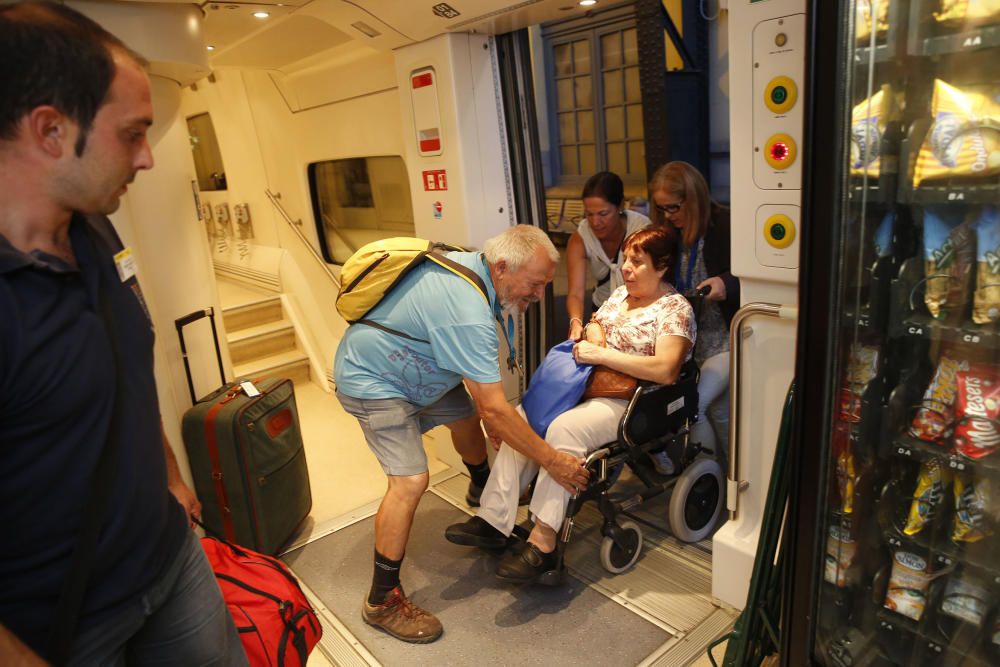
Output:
[446, 226, 695, 584]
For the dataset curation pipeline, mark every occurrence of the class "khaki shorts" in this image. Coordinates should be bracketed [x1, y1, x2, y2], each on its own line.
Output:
[335, 384, 477, 476]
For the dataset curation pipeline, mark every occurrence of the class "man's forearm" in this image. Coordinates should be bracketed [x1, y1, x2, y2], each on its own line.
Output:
[161, 423, 183, 486]
[478, 400, 555, 467]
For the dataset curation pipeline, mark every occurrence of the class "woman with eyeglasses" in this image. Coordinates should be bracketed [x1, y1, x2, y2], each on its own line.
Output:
[649, 160, 739, 465]
[565, 171, 651, 342]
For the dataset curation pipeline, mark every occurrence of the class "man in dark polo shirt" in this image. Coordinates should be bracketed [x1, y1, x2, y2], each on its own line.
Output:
[0, 3, 246, 664]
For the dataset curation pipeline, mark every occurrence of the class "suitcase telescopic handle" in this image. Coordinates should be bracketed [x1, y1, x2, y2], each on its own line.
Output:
[175, 307, 227, 404]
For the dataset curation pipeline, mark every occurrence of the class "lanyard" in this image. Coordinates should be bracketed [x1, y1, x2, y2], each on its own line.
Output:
[482, 255, 522, 377]
[675, 240, 699, 293]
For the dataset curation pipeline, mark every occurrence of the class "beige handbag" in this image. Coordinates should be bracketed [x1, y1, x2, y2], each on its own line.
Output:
[581, 321, 638, 400]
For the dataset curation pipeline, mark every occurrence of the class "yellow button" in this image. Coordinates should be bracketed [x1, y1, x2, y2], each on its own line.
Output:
[764, 133, 798, 170]
[775, 33, 788, 47]
[764, 214, 796, 249]
[764, 76, 798, 114]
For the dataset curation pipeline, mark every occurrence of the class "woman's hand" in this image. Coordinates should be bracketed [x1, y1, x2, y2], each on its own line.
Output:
[568, 318, 585, 342]
[573, 340, 606, 365]
[697, 276, 726, 301]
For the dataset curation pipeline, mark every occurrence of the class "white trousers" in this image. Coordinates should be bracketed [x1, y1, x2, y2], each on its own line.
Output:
[477, 398, 627, 535]
[690, 351, 730, 456]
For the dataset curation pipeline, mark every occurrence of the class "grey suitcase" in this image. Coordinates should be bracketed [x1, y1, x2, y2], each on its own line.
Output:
[177, 308, 311, 555]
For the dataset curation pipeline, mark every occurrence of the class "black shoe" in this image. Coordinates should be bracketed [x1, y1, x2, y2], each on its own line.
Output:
[445, 516, 507, 550]
[496, 543, 559, 584]
[466, 481, 483, 507]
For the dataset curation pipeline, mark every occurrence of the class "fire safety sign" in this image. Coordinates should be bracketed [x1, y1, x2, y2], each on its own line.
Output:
[422, 169, 448, 191]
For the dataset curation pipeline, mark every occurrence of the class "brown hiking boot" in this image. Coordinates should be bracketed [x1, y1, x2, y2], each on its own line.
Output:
[361, 586, 443, 644]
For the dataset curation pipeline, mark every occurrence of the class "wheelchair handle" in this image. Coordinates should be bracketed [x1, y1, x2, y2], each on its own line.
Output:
[688, 285, 712, 298]
[583, 448, 610, 467]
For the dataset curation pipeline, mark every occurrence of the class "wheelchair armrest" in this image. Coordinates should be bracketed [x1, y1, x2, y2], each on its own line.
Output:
[617, 359, 700, 447]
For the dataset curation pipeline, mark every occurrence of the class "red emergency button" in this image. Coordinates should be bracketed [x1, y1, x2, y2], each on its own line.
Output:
[764, 133, 797, 170]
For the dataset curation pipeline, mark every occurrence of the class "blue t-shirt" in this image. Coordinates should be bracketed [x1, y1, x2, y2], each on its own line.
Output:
[334, 251, 502, 405]
[0, 215, 187, 655]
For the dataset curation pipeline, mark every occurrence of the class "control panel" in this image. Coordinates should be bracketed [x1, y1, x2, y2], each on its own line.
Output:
[749, 11, 805, 272]
[753, 13, 806, 190]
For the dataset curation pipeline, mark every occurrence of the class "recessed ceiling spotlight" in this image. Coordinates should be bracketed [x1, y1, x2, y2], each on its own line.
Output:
[253, 11, 270, 18]
[579, 0, 597, 6]
[206, 44, 215, 51]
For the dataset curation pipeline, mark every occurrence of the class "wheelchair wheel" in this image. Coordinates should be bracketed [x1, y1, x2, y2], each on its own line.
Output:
[668, 458, 723, 543]
[599, 519, 643, 574]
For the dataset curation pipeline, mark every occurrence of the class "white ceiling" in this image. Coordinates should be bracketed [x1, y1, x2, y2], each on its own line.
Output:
[136, 0, 603, 72]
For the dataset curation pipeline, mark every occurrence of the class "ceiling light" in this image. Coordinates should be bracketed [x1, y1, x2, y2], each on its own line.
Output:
[579, 0, 597, 5]
[351, 21, 381, 38]
[253, 11, 270, 18]
[206, 44, 215, 51]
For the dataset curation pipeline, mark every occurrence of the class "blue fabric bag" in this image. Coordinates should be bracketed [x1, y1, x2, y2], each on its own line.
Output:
[521, 339, 594, 436]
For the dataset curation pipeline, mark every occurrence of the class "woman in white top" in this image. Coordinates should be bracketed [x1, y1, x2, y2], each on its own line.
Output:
[565, 171, 651, 341]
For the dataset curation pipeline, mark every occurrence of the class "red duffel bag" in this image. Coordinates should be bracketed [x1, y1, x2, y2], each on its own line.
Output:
[201, 534, 322, 667]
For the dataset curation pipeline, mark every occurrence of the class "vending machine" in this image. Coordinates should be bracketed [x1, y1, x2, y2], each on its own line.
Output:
[786, 1, 1000, 665]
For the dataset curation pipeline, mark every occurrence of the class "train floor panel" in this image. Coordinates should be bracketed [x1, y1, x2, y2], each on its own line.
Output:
[283, 472, 737, 666]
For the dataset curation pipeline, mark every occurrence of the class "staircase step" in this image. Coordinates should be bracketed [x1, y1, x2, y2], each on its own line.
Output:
[223, 296, 283, 332]
[228, 323, 296, 365]
[233, 350, 310, 385]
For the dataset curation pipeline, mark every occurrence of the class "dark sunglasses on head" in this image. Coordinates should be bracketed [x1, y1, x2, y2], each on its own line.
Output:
[655, 200, 684, 215]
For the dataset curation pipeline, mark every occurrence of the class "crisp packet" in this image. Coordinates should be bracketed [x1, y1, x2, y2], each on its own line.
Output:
[856, 0, 890, 43]
[954, 364, 1000, 459]
[973, 206, 1000, 323]
[873, 210, 895, 259]
[884, 550, 933, 621]
[824, 522, 858, 587]
[941, 573, 990, 626]
[850, 86, 900, 178]
[934, 0, 1000, 23]
[953, 470, 993, 542]
[838, 344, 880, 422]
[904, 459, 950, 535]
[914, 80, 1000, 186]
[833, 421, 856, 514]
[923, 208, 973, 320]
[910, 355, 968, 442]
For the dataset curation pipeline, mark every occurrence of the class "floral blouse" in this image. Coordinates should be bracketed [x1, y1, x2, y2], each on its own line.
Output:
[593, 284, 696, 362]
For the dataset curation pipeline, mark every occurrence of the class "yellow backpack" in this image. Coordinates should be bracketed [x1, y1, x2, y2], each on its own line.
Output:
[336, 237, 488, 333]
[336, 237, 520, 373]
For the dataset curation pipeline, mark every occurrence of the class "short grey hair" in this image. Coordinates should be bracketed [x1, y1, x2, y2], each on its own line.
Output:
[483, 225, 559, 272]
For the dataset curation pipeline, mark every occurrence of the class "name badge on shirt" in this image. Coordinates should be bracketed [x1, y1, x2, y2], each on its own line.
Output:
[113, 247, 137, 282]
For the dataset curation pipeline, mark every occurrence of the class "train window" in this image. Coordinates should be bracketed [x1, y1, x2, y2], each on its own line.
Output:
[186, 113, 227, 191]
[308, 156, 414, 265]
[542, 11, 645, 189]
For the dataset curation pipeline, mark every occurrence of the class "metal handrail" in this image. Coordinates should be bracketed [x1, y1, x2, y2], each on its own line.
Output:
[264, 189, 340, 289]
[727, 302, 798, 520]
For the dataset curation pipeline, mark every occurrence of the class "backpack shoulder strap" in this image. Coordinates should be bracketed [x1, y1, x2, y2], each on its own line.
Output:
[424, 250, 489, 305]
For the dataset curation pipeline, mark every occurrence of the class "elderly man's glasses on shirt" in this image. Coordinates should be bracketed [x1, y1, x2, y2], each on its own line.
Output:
[655, 200, 684, 214]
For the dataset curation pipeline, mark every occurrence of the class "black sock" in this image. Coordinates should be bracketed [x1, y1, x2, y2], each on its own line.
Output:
[465, 459, 490, 488]
[368, 550, 403, 605]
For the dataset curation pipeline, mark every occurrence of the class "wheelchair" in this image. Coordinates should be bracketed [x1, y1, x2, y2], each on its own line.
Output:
[511, 359, 726, 584]
[515, 290, 726, 584]
[511, 289, 726, 586]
